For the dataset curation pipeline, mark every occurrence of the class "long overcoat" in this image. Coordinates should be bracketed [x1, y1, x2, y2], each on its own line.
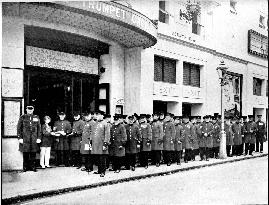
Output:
[174, 124, 184, 151]
[212, 123, 221, 147]
[225, 122, 233, 146]
[110, 123, 127, 157]
[17, 114, 41, 152]
[151, 121, 164, 151]
[140, 123, 152, 152]
[256, 120, 266, 142]
[125, 124, 141, 154]
[70, 119, 84, 150]
[191, 124, 199, 149]
[80, 120, 95, 155]
[244, 121, 257, 144]
[163, 121, 176, 151]
[53, 120, 72, 150]
[91, 120, 110, 155]
[231, 123, 243, 145]
[182, 122, 195, 149]
[201, 122, 214, 148]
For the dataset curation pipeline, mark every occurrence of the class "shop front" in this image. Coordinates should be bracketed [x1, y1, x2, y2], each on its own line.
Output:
[2, 1, 157, 170]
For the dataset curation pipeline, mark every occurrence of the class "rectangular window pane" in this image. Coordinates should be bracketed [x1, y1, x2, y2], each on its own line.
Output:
[163, 58, 176, 83]
[154, 56, 163, 81]
[190, 65, 200, 87]
[183, 64, 190, 86]
[253, 77, 262, 96]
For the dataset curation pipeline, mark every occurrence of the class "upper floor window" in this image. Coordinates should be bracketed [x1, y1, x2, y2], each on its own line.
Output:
[183, 62, 200, 87]
[259, 15, 265, 29]
[230, 0, 237, 14]
[159, 1, 169, 24]
[154, 55, 176, 84]
[192, 10, 202, 35]
[253, 77, 263, 96]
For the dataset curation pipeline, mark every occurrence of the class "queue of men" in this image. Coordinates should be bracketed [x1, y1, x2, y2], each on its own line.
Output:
[17, 105, 267, 177]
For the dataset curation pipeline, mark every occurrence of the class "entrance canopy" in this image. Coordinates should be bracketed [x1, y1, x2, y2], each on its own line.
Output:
[3, 1, 157, 48]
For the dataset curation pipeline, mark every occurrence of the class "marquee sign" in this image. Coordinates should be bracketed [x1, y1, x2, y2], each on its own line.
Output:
[248, 29, 268, 59]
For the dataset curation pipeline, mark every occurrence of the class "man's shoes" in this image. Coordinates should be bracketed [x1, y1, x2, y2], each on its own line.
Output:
[206, 159, 209, 161]
[81, 168, 88, 171]
[177, 162, 181, 165]
[32, 168, 38, 172]
[76, 166, 81, 169]
[100, 173, 105, 177]
[45, 165, 51, 168]
[114, 170, 120, 173]
[131, 167, 135, 171]
[184, 161, 188, 163]
[167, 163, 171, 166]
[109, 168, 115, 171]
[156, 163, 160, 167]
[93, 171, 100, 174]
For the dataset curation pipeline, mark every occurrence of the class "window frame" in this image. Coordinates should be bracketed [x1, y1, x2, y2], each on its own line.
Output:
[183, 62, 201, 88]
[253, 77, 263, 96]
[154, 55, 176, 84]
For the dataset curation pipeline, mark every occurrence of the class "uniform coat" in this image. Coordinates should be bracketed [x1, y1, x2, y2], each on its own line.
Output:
[244, 121, 257, 144]
[17, 114, 41, 152]
[231, 123, 243, 145]
[163, 121, 176, 151]
[151, 121, 164, 151]
[201, 122, 214, 148]
[140, 123, 152, 152]
[196, 123, 204, 148]
[212, 123, 221, 147]
[91, 120, 110, 155]
[225, 122, 233, 146]
[41, 124, 53, 147]
[70, 119, 85, 150]
[182, 122, 195, 149]
[125, 124, 141, 154]
[256, 120, 266, 142]
[80, 120, 95, 154]
[191, 124, 199, 149]
[174, 124, 184, 151]
[53, 120, 72, 150]
[110, 123, 127, 157]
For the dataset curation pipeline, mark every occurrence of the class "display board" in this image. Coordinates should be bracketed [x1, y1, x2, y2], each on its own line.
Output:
[3, 100, 21, 136]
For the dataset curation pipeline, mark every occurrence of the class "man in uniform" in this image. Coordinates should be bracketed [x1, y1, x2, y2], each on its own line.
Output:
[163, 113, 176, 166]
[139, 114, 152, 168]
[190, 116, 199, 161]
[244, 115, 257, 156]
[151, 112, 164, 167]
[110, 115, 127, 173]
[182, 115, 195, 163]
[174, 116, 183, 165]
[70, 112, 84, 168]
[212, 116, 221, 158]
[225, 116, 233, 157]
[125, 115, 141, 171]
[201, 115, 214, 161]
[91, 110, 110, 177]
[17, 105, 42, 172]
[53, 112, 72, 166]
[256, 114, 266, 153]
[231, 116, 243, 156]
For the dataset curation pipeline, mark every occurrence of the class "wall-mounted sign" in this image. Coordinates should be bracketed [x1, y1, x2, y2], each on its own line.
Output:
[26, 46, 98, 74]
[182, 86, 202, 99]
[1, 68, 23, 98]
[3, 100, 21, 136]
[153, 82, 180, 97]
[248, 29, 268, 59]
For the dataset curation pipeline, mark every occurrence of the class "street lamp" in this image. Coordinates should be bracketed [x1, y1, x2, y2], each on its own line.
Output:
[216, 60, 228, 159]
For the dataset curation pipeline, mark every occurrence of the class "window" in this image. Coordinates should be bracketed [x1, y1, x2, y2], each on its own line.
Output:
[192, 11, 202, 35]
[230, 0, 237, 14]
[154, 55, 176, 83]
[253, 77, 262, 96]
[159, 1, 169, 23]
[183, 62, 200, 87]
[259, 15, 265, 29]
[248, 30, 268, 58]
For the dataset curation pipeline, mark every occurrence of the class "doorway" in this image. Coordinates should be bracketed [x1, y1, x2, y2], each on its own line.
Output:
[182, 103, 191, 117]
[24, 66, 98, 123]
[153, 100, 167, 114]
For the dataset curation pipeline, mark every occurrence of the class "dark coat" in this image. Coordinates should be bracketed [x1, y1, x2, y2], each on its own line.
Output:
[140, 123, 152, 152]
[174, 124, 184, 151]
[91, 120, 110, 155]
[53, 120, 72, 150]
[244, 121, 257, 144]
[256, 120, 266, 142]
[182, 122, 195, 149]
[151, 121, 164, 151]
[125, 124, 141, 154]
[17, 114, 41, 152]
[225, 123, 233, 145]
[110, 123, 127, 157]
[231, 123, 243, 145]
[163, 121, 176, 151]
[70, 119, 84, 150]
[196, 123, 204, 148]
[80, 120, 95, 155]
[201, 122, 214, 148]
[212, 123, 221, 147]
[41, 124, 53, 147]
[191, 124, 199, 149]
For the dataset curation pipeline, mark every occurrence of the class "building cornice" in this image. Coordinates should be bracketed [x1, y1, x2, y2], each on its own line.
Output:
[157, 33, 268, 68]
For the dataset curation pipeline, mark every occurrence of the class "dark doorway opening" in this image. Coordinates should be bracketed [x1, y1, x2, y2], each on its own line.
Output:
[153, 100, 167, 114]
[24, 66, 99, 123]
[182, 103, 191, 117]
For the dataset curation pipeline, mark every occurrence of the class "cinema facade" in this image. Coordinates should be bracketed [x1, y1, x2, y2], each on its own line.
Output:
[1, 1, 157, 170]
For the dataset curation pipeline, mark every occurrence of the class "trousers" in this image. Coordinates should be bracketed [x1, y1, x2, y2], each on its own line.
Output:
[56, 150, 69, 166]
[125, 153, 137, 169]
[151, 150, 162, 165]
[23, 152, 36, 170]
[40, 147, 51, 167]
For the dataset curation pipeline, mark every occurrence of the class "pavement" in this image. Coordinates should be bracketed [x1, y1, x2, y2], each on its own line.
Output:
[2, 142, 268, 204]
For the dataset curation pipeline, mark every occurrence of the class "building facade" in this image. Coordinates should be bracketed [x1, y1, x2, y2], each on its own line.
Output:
[1, 0, 268, 170]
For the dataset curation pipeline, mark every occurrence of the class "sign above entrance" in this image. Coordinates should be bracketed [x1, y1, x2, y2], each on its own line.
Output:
[153, 82, 180, 97]
[182, 86, 202, 99]
[26, 46, 98, 75]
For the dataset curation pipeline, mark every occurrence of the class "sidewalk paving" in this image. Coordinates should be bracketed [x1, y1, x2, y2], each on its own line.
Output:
[2, 142, 268, 204]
